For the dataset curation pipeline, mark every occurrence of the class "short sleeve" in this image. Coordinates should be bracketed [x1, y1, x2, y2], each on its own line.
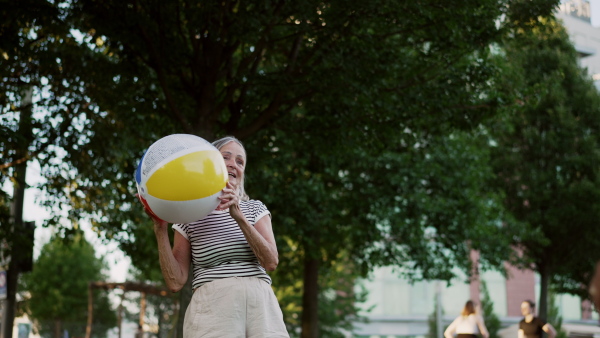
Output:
[172, 223, 189, 240]
[537, 318, 547, 329]
[254, 200, 271, 224]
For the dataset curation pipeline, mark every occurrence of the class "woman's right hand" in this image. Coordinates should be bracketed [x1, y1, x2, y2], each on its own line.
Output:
[136, 193, 168, 230]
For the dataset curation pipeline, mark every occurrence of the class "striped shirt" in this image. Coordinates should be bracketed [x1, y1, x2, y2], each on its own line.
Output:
[172, 199, 272, 289]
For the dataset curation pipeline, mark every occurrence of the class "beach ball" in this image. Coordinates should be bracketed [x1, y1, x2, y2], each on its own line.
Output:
[135, 134, 228, 224]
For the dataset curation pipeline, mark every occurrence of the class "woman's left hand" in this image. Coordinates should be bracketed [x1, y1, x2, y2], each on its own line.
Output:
[217, 181, 244, 221]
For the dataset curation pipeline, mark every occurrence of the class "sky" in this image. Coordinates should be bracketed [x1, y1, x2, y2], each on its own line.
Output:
[6, 160, 131, 283]
[6, 161, 156, 333]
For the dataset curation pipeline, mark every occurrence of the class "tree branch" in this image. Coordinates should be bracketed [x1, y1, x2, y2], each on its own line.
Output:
[134, 6, 192, 133]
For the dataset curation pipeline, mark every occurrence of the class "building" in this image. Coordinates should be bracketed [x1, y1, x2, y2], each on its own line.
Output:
[354, 262, 597, 337]
[558, 0, 600, 89]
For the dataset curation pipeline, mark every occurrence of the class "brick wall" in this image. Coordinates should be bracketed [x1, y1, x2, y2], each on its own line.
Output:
[505, 263, 535, 317]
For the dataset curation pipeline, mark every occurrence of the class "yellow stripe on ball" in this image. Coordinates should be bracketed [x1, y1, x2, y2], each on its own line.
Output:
[147, 150, 227, 201]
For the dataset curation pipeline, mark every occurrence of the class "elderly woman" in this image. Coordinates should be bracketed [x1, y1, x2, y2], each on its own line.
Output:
[142, 136, 289, 338]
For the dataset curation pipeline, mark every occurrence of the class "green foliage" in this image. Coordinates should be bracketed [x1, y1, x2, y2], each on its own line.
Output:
[270, 248, 369, 336]
[1, 0, 567, 335]
[317, 258, 369, 337]
[547, 290, 568, 338]
[250, 125, 515, 336]
[490, 15, 600, 318]
[0, 189, 12, 254]
[427, 295, 445, 338]
[481, 281, 501, 338]
[2, 0, 527, 279]
[20, 230, 117, 338]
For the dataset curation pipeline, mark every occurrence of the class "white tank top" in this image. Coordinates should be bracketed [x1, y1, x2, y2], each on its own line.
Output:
[455, 314, 481, 334]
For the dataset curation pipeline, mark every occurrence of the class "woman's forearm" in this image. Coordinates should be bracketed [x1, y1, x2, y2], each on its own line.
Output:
[155, 228, 188, 292]
[543, 324, 557, 338]
[237, 219, 279, 271]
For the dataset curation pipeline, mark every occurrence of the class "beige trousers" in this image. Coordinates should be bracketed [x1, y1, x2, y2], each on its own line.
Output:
[183, 277, 290, 338]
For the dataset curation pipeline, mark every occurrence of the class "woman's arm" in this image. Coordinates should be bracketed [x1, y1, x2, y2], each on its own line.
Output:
[477, 315, 489, 338]
[518, 329, 525, 338]
[155, 224, 191, 292]
[236, 213, 279, 271]
[542, 323, 557, 338]
[218, 183, 279, 271]
[444, 318, 458, 338]
[141, 196, 191, 292]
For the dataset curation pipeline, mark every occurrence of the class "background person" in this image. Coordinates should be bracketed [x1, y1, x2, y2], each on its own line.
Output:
[142, 136, 289, 338]
[589, 261, 600, 310]
[518, 300, 556, 338]
[444, 300, 489, 338]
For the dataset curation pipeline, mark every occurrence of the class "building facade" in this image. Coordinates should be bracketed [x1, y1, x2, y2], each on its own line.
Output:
[354, 263, 597, 337]
[558, 0, 600, 89]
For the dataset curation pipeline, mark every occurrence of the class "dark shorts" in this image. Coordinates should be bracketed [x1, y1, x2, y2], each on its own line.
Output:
[457, 334, 478, 338]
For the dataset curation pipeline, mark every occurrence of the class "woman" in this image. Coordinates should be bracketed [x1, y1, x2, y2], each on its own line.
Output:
[142, 136, 289, 338]
[589, 261, 600, 310]
[518, 300, 556, 338]
[444, 300, 489, 338]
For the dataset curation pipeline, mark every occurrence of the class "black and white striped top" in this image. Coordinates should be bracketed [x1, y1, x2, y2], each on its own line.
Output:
[172, 200, 272, 289]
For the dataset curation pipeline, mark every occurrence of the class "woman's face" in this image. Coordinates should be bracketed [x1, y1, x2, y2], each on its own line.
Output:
[521, 302, 532, 316]
[220, 141, 246, 190]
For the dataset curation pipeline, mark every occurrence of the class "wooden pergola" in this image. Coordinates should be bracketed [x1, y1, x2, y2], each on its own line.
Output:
[85, 281, 171, 338]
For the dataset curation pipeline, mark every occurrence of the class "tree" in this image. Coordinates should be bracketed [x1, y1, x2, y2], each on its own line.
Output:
[20, 230, 117, 338]
[481, 281, 501, 338]
[427, 295, 446, 338]
[547, 290, 567, 338]
[2, 0, 563, 336]
[0, 1, 94, 332]
[249, 122, 518, 336]
[490, 16, 600, 321]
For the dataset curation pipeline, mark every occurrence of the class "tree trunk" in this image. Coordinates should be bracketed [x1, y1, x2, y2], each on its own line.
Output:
[54, 319, 61, 338]
[139, 292, 146, 327]
[85, 283, 94, 338]
[301, 256, 319, 338]
[2, 256, 18, 338]
[539, 265, 549, 322]
[2, 87, 33, 338]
